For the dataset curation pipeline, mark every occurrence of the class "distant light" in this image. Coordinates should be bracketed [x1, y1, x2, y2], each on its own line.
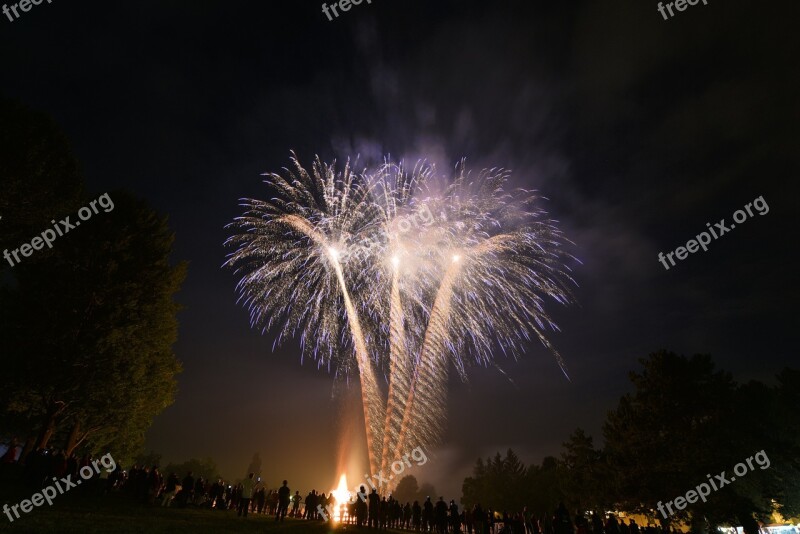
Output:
[391, 255, 400, 267]
[328, 247, 340, 260]
[452, 254, 460, 263]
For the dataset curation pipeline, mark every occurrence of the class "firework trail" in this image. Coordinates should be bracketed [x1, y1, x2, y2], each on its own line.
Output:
[369, 162, 436, 481]
[391, 164, 577, 468]
[226, 155, 577, 487]
[223, 154, 386, 475]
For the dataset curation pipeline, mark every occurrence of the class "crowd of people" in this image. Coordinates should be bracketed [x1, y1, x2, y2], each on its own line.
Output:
[323, 490, 671, 534]
[1, 445, 111, 491]
[2, 447, 674, 534]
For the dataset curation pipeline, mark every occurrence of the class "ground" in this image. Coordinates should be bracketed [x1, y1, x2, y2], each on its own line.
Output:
[0, 485, 384, 534]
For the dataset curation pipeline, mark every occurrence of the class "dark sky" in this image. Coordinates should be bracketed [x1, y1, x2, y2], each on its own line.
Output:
[2, 0, 798, 499]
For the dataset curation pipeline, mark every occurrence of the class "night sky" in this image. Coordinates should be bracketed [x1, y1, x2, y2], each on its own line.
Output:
[1, 0, 798, 499]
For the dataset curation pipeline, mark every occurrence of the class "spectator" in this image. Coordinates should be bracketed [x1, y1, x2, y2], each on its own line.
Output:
[238, 472, 255, 518]
[277, 479, 290, 521]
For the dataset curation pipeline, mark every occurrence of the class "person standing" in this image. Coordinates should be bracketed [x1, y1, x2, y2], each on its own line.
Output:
[423, 497, 434, 532]
[181, 471, 195, 507]
[256, 486, 266, 514]
[238, 473, 255, 517]
[291, 490, 302, 517]
[413, 500, 423, 532]
[355, 486, 368, 527]
[277, 480, 291, 521]
[368, 488, 380, 528]
[434, 497, 448, 534]
[473, 504, 486, 534]
[304, 490, 315, 519]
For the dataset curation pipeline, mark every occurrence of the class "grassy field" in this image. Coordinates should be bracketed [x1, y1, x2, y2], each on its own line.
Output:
[0, 485, 362, 534]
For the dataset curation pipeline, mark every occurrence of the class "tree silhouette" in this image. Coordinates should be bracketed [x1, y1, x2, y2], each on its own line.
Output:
[0, 97, 84, 255]
[559, 428, 606, 512]
[2, 192, 186, 463]
[393, 475, 419, 503]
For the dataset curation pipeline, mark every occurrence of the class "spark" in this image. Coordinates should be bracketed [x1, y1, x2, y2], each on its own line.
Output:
[225, 155, 578, 490]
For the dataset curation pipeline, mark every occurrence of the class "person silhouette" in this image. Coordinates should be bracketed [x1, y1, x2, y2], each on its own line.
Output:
[238, 473, 255, 518]
[368, 488, 380, 528]
[276, 479, 290, 521]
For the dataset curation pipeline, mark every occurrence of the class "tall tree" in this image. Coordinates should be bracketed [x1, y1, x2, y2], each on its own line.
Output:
[0, 97, 84, 254]
[559, 428, 607, 512]
[525, 456, 563, 515]
[722, 368, 800, 526]
[603, 351, 737, 519]
[3, 192, 186, 462]
[0, 98, 86, 452]
[773, 368, 800, 520]
[462, 449, 529, 510]
[603, 351, 798, 532]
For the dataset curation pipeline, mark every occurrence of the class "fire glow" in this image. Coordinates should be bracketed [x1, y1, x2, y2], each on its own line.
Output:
[330, 473, 351, 522]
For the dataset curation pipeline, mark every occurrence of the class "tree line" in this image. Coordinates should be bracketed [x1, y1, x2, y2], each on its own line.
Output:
[461, 351, 799, 531]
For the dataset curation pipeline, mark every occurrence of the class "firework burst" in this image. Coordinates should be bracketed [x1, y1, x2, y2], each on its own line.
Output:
[225, 155, 577, 488]
[224, 153, 386, 475]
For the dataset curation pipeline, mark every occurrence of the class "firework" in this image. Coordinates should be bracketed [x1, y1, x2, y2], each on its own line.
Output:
[225, 155, 577, 489]
[381, 163, 577, 488]
[223, 153, 386, 475]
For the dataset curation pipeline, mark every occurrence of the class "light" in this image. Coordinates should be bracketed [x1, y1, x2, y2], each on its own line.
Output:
[391, 255, 400, 267]
[452, 254, 460, 263]
[331, 473, 350, 522]
[328, 247, 340, 260]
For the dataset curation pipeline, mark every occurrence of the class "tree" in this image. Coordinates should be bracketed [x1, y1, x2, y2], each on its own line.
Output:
[603, 351, 737, 519]
[559, 428, 607, 512]
[458, 355, 798, 527]
[525, 456, 563, 515]
[2, 192, 186, 462]
[0, 98, 86, 457]
[719, 368, 800, 526]
[0, 97, 84, 255]
[772, 368, 800, 521]
[462, 449, 528, 510]
[603, 351, 797, 533]
[393, 475, 419, 504]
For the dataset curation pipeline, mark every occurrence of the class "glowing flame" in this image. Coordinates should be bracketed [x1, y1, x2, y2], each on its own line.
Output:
[331, 473, 350, 522]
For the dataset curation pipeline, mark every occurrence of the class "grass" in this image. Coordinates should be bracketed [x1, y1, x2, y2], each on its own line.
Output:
[0, 483, 361, 534]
